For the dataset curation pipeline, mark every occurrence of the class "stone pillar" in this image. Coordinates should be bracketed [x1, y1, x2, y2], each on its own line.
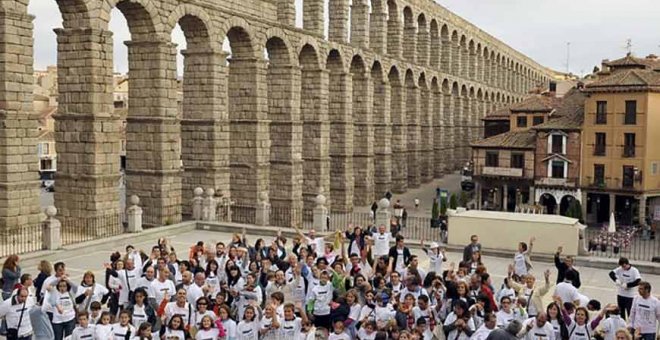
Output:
[461, 95, 471, 166]
[443, 93, 455, 172]
[387, 11, 403, 59]
[391, 79, 407, 193]
[528, 186, 535, 205]
[303, 0, 325, 36]
[312, 194, 328, 232]
[460, 45, 469, 79]
[126, 195, 143, 233]
[369, 1, 387, 54]
[181, 49, 230, 218]
[452, 40, 461, 76]
[469, 49, 477, 80]
[42, 206, 61, 251]
[420, 87, 434, 183]
[227, 56, 270, 209]
[433, 90, 445, 178]
[375, 198, 391, 228]
[192, 187, 204, 220]
[417, 25, 430, 66]
[440, 39, 452, 74]
[255, 192, 271, 226]
[301, 69, 330, 210]
[352, 70, 375, 206]
[54, 28, 121, 224]
[329, 0, 350, 43]
[638, 194, 647, 226]
[581, 191, 588, 223]
[476, 182, 482, 209]
[0, 8, 41, 227]
[329, 70, 354, 211]
[350, 0, 369, 48]
[502, 184, 508, 211]
[406, 81, 421, 188]
[202, 188, 218, 221]
[276, 0, 296, 26]
[268, 61, 303, 227]
[403, 21, 417, 63]
[373, 74, 392, 197]
[125, 41, 181, 226]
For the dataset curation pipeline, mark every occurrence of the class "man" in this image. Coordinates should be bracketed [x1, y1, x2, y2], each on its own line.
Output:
[485, 319, 523, 340]
[405, 255, 426, 282]
[185, 272, 206, 306]
[0, 287, 34, 340]
[463, 235, 482, 263]
[518, 312, 555, 340]
[608, 257, 642, 319]
[398, 276, 428, 303]
[510, 270, 552, 318]
[150, 267, 176, 303]
[388, 234, 412, 276]
[161, 288, 192, 328]
[629, 281, 659, 340]
[553, 270, 580, 306]
[554, 246, 581, 288]
[309, 270, 333, 329]
[372, 224, 393, 258]
[473, 313, 498, 340]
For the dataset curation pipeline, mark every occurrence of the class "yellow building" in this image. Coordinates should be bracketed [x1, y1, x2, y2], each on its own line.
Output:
[581, 54, 660, 226]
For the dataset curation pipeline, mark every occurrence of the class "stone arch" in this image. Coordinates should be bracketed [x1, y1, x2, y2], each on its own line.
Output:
[108, 0, 165, 41]
[451, 30, 460, 75]
[429, 19, 440, 67]
[417, 13, 429, 65]
[165, 3, 217, 46]
[539, 193, 558, 214]
[405, 69, 420, 187]
[48, 0, 93, 29]
[219, 17, 259, 58]
[418, 72, 433, 182]
[264, 28, 296, 62]
[402, 7, 416, 62]
[386, 0, 402, 57]
[389, 66, 407, 192]
[468, 39, 476, 79]
[459, 35, 468, 78]
[351, 54, 374, 205]
[372, 60, 392, 196]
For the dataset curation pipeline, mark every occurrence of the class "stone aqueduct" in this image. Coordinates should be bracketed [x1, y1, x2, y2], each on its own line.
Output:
[0, 0, 552, 228]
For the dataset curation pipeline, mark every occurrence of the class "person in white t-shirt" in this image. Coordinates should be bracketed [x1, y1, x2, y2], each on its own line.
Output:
[518, 312, 556, 340]
[310, 270, 333, 330]
[371, 225, 393, 258]
[150, 267, 176, 304]
[328, 319, 351, 340]
[554, 270, 581, 306]
[513, 237, 535, 277]
[421, 240, 446, 274]
[608, 257, 642, 319]
[597, 306, 627, 340]
[629, 281, 660, 340]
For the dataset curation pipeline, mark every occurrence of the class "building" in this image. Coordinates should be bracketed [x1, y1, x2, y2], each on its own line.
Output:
[580, 53, 660, 226]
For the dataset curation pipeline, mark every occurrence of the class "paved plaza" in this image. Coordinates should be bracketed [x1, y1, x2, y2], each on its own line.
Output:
[17, 228, 660, 306]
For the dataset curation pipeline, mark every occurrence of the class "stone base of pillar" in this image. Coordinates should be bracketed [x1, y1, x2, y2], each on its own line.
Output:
[312, 194, 329, 232]
[126, 195, 143, 233]
[126, 169, 182, 226]
[42, 207, 61, 250]
[255, 202, 271, 226]
[375, 198, 391, 228]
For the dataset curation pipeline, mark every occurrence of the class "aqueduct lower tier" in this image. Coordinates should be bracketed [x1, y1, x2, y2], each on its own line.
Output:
[0, 0, 552, 227]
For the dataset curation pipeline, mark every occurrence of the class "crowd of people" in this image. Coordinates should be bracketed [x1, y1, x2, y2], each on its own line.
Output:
[0, 224, 658, 340]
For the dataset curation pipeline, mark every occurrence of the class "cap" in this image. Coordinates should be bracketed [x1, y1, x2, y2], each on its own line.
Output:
[429, 242, 440, 249]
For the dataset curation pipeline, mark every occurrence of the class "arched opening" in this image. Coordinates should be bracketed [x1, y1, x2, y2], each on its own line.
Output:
[460, 85, 470, 165]
[405, 69, 420, 187]
[468, 39, 476, 79]
[418, 73, 433, 182]
[327, 49, 354, 211]
[372, 61, 392, 197]
[402, 7, 416, 62]
[540, 193, 557, 215]
[417, 13, 429, 65]
[386, 0, 401, 57]
[560, 195, 576, 216]
[460, 35, 468, 78]
[351, 55, 374, 206]
[440, 24, 450, 73]
[451, 31, 460, 76]
[265, 36, 302, 226]
[429, 19, 440, 68]
[431, 77, 444, 177]
[389, 66, 407, 192]
[450, 81, 460, 170]
[299, 44, 329, 210]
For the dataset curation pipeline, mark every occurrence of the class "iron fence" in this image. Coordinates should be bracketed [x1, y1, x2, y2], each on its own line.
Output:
[142, 206, 183, 228]
[583, 225, 659, 262]
[61, 213, 125, 246]
[229, 204, 257, 225]
[0, 223, 45, 257]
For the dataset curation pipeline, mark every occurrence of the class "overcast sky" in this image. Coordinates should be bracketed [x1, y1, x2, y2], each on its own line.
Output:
[28, 0, 660, 76]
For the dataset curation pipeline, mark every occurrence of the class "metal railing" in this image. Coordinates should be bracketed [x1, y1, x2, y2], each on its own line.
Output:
[61, 213, 126, 246]
[584, 225, 659, 262]
[0, 223, 45, 257]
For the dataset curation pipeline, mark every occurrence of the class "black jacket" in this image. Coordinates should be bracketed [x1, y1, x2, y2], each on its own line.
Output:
[554, 254, 581, 289]
[463, 243, 482, 263]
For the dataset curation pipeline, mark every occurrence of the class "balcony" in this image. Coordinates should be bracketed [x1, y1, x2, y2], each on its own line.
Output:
[593, 146, 606, 156]
[584, 176, 641, 191]
[535, 177, 576, 187]
[622, 146, 635, 158]
[482, 166, 523, 177]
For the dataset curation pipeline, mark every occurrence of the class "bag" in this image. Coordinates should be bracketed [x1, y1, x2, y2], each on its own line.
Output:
[0, 319, 7, 336]
[6, 328, 18, 340]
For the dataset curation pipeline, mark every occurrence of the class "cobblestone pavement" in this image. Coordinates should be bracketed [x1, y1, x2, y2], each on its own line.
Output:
[17, 229, 659, 305]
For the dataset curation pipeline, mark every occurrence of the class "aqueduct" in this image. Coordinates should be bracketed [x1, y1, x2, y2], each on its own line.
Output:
[0, 0, 552, 228]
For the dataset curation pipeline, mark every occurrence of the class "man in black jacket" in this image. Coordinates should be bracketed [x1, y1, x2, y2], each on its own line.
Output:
[388, 235, 412, 276]
[463, 234, 482, 263]
[554, 246, 581, 288]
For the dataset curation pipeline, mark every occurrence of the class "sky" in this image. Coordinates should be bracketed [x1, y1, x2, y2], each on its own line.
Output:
[28, 0, 660, 77]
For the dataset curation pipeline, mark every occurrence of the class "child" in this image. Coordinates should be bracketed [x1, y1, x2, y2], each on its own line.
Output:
[346, 290, 361, 337]
[421, 241, 446, 274]
[218, 304, 237, 340]
[89, 301, 102, 324]
[133, 322, 153, 339]
[159, 314, 190, 339]
[195, 315, 220, 340]
[111, 310, 136, 339]
[70, 312, 95, 340]
[94, 311, 113, 340]
[259, 303, 280, 340]
[356, 320, 377, 340]
[309, 270, 333, 329]
[328, 319, 351, 340]
[280, 302, 305, 338]
[236, 305, 260, 340]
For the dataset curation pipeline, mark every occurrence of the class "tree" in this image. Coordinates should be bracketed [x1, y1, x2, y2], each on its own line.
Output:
[459, 191, 469, 207]
[565, 199, 583, 223]
[431, 198, 439, 220]
[449, 193, 458, 209]
[440, 197, 448, 217]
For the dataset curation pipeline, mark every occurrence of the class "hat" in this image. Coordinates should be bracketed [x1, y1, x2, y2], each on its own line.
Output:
[429, 242, 440, 249]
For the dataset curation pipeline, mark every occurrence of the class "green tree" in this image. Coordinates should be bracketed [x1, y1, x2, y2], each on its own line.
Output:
[564, 199, 583, 223]
[449, 193, 458, 209]
[459, 191, 469, 207]
[431, 198, 439, 220]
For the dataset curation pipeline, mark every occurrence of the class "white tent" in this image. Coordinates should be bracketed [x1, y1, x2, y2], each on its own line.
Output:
[608, 212, 616, 233]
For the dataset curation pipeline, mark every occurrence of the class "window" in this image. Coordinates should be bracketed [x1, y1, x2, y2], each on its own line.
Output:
[532, 116, 544, 126]
[510, 153, 524, 169]
[40, 159, 53, 171]
[653, 162, 658, 175]
[516, 116, 527, 128]
[623, 133, 635, 157]
[594, 164, 605, 185]
[485, 152, 499, 167]
[622, 166, 635, 188]
[596, 101, 607, 124]
[551, 160, 565, 179]
[624, 100, 637, 125]
[551, 135, 564, 154]
[594, 133, 606, 156]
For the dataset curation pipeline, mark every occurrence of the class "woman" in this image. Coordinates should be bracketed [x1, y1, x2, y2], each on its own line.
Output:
[126, 288, 157, 332]
[47, 279, 76, 340]
[345, 226, 367, 257]
[192, 297, 216, 330]
[561, 303, 605, 340]
[205, 260, 221, 296]
[547, 301, 569, 340]
[443, 299, 475, 340]
[75, 271, 110, 312]
[33, 260, 52, 302]
[467, 251, 483, 275]
[2, 255, 21, 300]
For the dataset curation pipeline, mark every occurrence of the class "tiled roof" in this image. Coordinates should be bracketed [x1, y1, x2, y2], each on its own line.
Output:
[605, 54, 660, 70]
[584, 69, 660, 93]
[532, 88, 586, 130]
[482, 106, 510, 121]
[470, 129, 536, 149]
[509, 95, 562, 113]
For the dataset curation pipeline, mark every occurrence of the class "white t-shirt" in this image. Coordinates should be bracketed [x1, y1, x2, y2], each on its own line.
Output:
[611, 266, 642, 298]
[373, 232, 392, 256]
[305, 236, 325, 256]
[161, 328, 186, 340]
[311, 282, 332, 316]
[521, 318, 555, 340]
[280, 317, 302, 338]
[357, 328, 377, 340]
[186, 283, 205, 305]
[328, 332, 351, 340]
[629, 295, 660, 334]
[94, 324, 113, 340]
[513, 251, 528, 276]
[427, 251, 444, 273]
[110, 323, 136, 340]
[472, 325, 495, 340]
[134, 277, 155, 298]
[568, 322, 595, 340]
[195, 328, 219, 340]
[444, 312, 475, 340]
[130, 304, 149, 330]
[554, 282, 580, 305]
[71, 325, 95, 340]
[164, 301, 192, 327]
[150, 278, 176, 303]
[599, 315, 627, 340]
[51, 291, 76, 324]
[236, 320, 259, 340]
[222, 318, 237, 339]
[496, 310, 515, 328]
